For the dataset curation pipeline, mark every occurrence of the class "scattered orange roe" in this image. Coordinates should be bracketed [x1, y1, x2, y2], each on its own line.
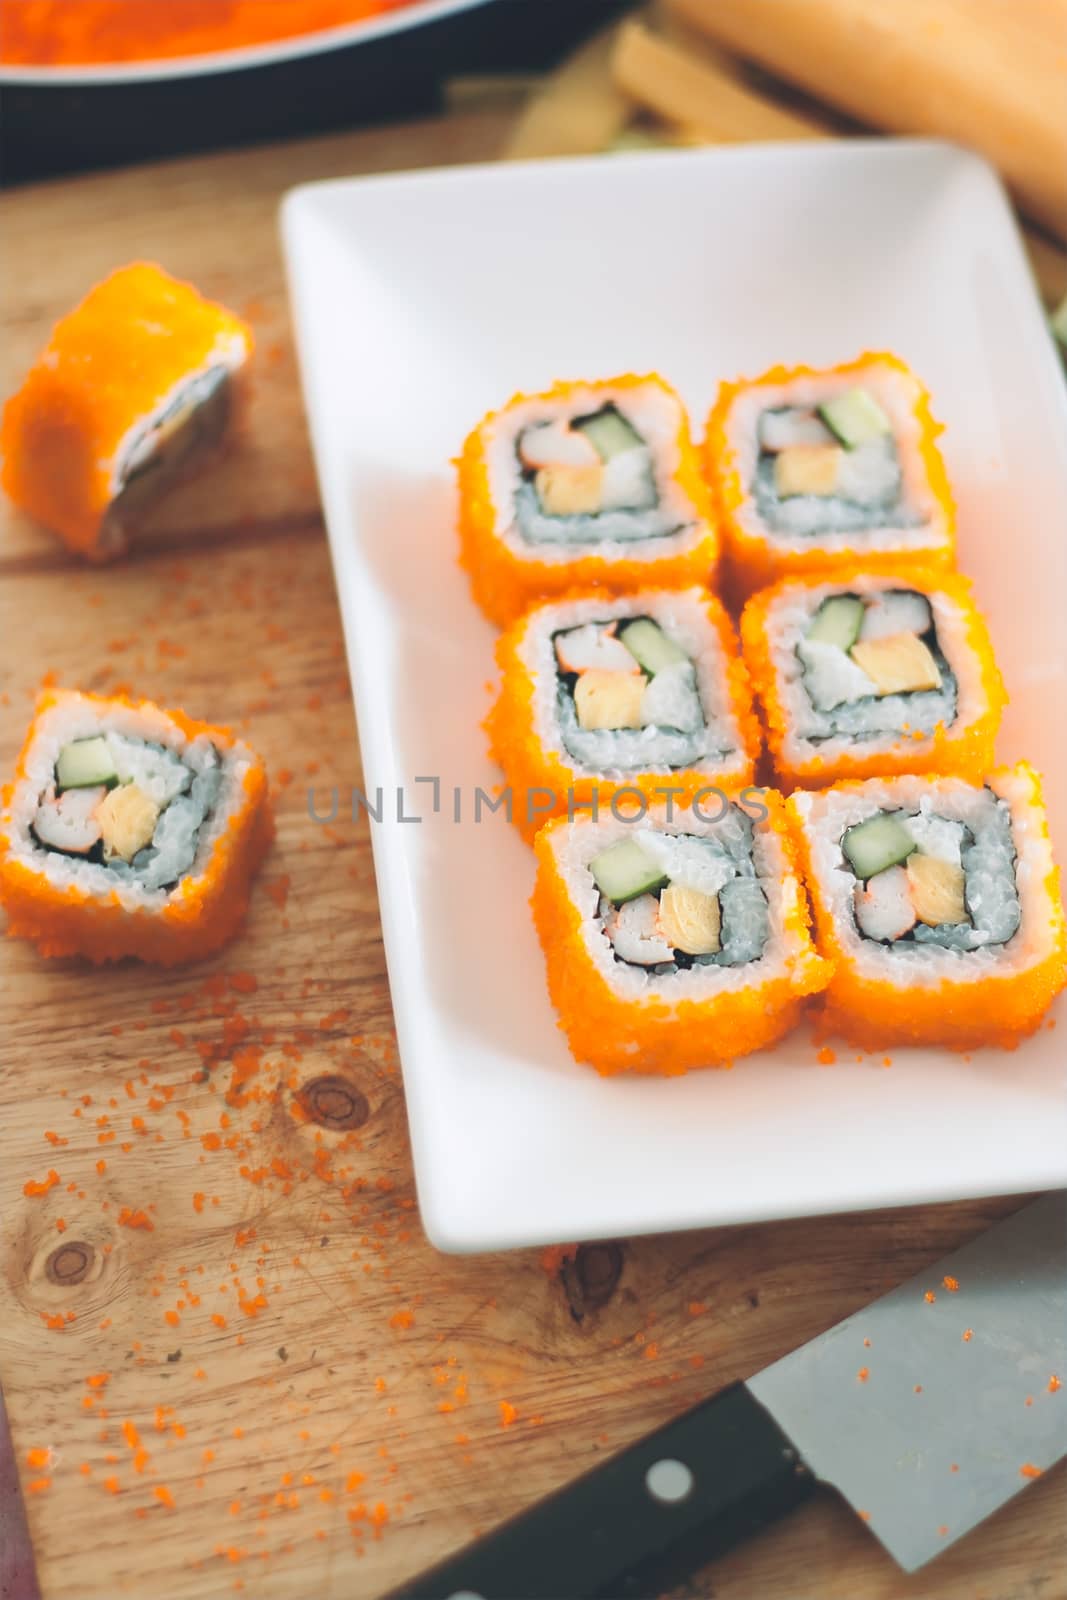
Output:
[962, 1329, 974, 1342]
[816, 1046, 836, 1065]
[499, 1401, 519, 1428]
[1020, 1463, 1043, 1479]
[924, 1291, 936, 1303]
[117, 1207, 154, 1230]
[24, 1169, 61, 1196]
[154, 1485, 176, 1508]
[942, 1275, 959, 1292]
[26, 1447, 52, 1470]
[1049, 1376, 1062, 1393]
[389, 1310, 414, 1331]
[857, 1367, 870, 1382]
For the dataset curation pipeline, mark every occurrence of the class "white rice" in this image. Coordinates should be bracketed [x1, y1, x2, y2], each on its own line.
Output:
[108, 330, 248, 498]
[3, 692, 255, 914]
[721, 357, 953, 558]
[516, 588, 748, 778]
[761, 572, 983, 768]
[792, 769, 1057, 986]
[541, 800, 809, 1004]
[482, 379, 710, 565]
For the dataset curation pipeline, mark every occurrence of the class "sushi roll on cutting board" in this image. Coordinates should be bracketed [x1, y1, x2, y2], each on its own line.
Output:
[489, 588, 760, 842]
[0, 263, 252, 561]
[789, 765, 1066, 1051]
[0, 690, 272, 964]
[705, 353, 955, 598]
[531, 795, 829, 1076]
[741, 567, 1006, 788]
[457, 375, 718, 627]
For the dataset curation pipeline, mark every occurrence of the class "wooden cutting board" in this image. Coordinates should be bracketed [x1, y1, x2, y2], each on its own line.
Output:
[0, 110, 1064, 1600]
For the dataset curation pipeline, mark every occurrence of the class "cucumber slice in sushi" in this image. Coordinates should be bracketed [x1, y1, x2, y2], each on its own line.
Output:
[618, 618, 688, 674]
[590, 838, 668, 904]
[805, 595, 864, 652]
[56, 736, 118, 791]
[842, 812, 916, 880]
[574, 405, 644, 461]
[818, 387, 892, 448]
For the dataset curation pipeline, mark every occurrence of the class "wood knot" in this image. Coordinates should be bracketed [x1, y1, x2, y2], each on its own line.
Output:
[561, 1242, 624, 1321]
[45, 1241, 94, 1286]
[298, 1075, 369, 1131]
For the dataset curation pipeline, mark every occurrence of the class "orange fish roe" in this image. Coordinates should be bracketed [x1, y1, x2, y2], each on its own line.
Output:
[487, 588, 760, 844]
[118, 1208, 154, 1231]
[739, 567, 1004, 787]
[531, 794, 828, 1076]
[23, 1169, 60, 1196]
[0, 2, 420, 66]
[457, 374, 719, 627]
[0, 690, 273, 965]
[1019, 1463, 1043, 1479]
[942, 1276, 960, 1292]
[1049, 1376, 1062, 1393]
[789, 764, 1066, 1051]
[0, 263, 252, 559]
[499, 1401, 519, 1428]
[706, 352, 955, 599]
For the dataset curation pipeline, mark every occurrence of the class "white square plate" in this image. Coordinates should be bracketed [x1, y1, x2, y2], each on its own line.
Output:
[282, 141, 1067, 1253]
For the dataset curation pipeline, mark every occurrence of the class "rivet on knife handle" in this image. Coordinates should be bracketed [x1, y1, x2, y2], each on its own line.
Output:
[387, 1382, 814, 1600]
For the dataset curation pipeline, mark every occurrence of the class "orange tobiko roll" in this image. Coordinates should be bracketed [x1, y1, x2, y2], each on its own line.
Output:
[0, 690, 272, 965]
[489, 587, 759, 843]
[705, 352, 955, 600]
[531, 793, 829, 1076]
[457, 374, 719, 627]
[789, 764, 1066, 1051]
[741, 566, 1006, 789]
[1, 262, 252, 561]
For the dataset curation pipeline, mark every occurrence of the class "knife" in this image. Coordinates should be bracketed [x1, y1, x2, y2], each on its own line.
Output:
[390, 1193, 1066, 1599]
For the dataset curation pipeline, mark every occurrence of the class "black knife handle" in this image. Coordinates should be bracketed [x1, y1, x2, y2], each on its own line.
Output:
[387, 1382, 815, 1600]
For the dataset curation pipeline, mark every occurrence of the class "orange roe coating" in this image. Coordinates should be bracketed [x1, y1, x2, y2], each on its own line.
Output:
[487, 589, 760, 844]
[0, 1, 416, 67]
[456, 374, 719, 628]
[740, 566, 1006, 789]
[704, 352, 956, 600]
[0, 262, 252, 559]
[531, 793, 829, 1076]
[789, 764, 1066, 1051]
[0, 689, 273, 966]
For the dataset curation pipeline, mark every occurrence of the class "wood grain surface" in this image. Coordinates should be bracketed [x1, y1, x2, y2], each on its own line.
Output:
[1, 110, 1064, 1600]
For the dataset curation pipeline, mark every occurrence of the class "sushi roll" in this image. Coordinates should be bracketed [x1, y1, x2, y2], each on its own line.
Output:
[0, 690, 273, 965]
[1, 263, 252, 561]
[531, 794, 829, 1075]
[489, 588, 760, 842]
[457, 374, 718, 627]
[741, 567, 1006, 788]
[789, 764, 1066, 1050]
[705, 353, 955, 598]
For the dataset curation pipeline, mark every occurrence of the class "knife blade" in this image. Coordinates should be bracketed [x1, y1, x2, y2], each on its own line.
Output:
[389, 1193, 1066, 1600]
